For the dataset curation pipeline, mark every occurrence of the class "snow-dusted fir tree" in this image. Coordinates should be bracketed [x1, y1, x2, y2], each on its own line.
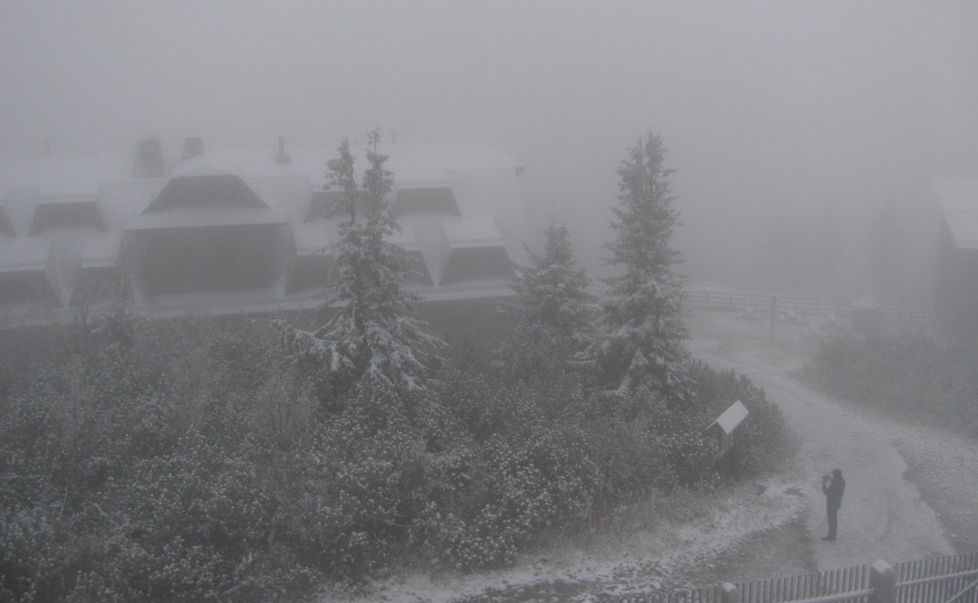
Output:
[504, 216, 597, 350]
[576, 132, 689, 398]
[274, 130, 444, 393]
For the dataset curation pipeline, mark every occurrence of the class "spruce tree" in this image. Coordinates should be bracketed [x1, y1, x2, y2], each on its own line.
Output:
[499, 217, 597, 380]
[576, 131, 689, 398]
[274, 129, 444, 393]
[505, 216, 596, 349]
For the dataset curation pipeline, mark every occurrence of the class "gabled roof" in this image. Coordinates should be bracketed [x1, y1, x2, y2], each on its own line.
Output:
[933, 177, 978, 250]
[142, 173, 267, 214]
[188, 143, 524, 190]
[125, 204, 288, 230]
[708, 400, 749, 435]
[0, 140, 529, 319]
[393, 186, 459, 215]
[29, 195, 107, 235]
[127, 171, 286, 230]
[0, 153, 129, 198]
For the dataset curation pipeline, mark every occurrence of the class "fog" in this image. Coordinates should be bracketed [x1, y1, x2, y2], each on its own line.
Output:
[2, 1, 976, 306]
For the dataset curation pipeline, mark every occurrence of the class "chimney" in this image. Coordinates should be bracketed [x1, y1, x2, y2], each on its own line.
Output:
[132, 136, 165, 178]
[182, 136, 204, 160]
[274, 135, 291, 164]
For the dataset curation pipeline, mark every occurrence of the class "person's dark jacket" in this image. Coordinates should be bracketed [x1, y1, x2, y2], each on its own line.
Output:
[823, 471, 845, 509]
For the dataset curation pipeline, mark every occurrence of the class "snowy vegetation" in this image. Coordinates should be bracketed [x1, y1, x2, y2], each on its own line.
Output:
[0, 132, 788, 602]
[274, 131, 445, 396]
[575, 132, 690, 399]
[805, 334, 978, 435]
[0, 317, 784, 602]
[498, 217, 598, 380]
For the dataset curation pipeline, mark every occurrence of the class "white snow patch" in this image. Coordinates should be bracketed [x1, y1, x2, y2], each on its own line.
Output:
[322, 476, 805, 603]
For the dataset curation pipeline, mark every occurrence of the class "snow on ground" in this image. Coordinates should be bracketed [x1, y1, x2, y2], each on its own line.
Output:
[685, 310, 957, 569]
[325, 475, 805, 603]
[886, 421, 978, 553]
[323, 308, 978, 602]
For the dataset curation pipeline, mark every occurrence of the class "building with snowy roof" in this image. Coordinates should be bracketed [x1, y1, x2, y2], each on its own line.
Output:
[932, 177, 978, 337]
[0, 137, 530, 326]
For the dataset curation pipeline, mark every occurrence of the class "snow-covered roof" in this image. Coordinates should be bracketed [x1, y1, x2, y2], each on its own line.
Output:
[29, 195, 106, 235]
[709, 400, 749, 435]
[170, 154, 242, 178]
[443, 216, 505, 247]
[0, 140, 528, 315]
[126, 171, 288, 230]
[185, 143, 524, 189]
[0, 153, 129, 198]
[125, 205, 287, 230]
[933, 177, 978, 250]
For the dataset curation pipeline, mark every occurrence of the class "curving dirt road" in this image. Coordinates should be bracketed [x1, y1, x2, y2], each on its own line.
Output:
[685, 309, 956, 570]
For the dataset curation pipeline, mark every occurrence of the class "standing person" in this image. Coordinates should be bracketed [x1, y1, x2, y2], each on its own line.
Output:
[822, 469, 845, 541]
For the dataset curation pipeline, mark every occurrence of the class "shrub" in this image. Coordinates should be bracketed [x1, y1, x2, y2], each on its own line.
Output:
[805, 334, 978, 435]
[0, 313, 787, 598]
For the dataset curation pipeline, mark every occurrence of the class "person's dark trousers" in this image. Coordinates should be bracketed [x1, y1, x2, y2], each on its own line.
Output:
[827, 504, 839, 540]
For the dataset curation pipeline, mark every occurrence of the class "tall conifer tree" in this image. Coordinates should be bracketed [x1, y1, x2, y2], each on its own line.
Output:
[274, 129, 443, 393]
[576, 132, 689, 398]
[505, 217, 596, 348]
[499, 217, 596, 380]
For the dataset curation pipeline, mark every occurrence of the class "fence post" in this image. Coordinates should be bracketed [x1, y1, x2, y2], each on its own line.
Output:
[870, 560, 895, 603]
[721, 583, 741, 603]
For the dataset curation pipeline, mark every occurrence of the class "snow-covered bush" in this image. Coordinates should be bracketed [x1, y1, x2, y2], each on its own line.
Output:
[575, 132, 690, 399]
[274, 134, 445, 397]
[686, 360, 787, 477]
[0, 308, 787, 598]
[498, 218, 597, 382]
[805, 334, 978, 435]
[0, 319, 320, 602]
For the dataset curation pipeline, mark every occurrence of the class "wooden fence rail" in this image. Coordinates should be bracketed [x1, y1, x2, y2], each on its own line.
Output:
[893, 552, 978, 603]
[608, 552, 978, 603]
[683, 290, 937, 325]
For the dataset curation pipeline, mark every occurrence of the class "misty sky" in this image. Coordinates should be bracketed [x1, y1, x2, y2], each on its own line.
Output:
[2, 1, 976, 282]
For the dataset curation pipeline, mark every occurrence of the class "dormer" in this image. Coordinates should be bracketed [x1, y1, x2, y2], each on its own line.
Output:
[142, 174, 265, 213]
[393, 185, 460, 216]
[29, 195, 107, 236]
[305, 190, 342, 222]
[126, 167, 285, 231]
[305, 189, 374, 222]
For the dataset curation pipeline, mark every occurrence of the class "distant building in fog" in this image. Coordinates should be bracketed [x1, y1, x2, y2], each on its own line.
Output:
[0, 137, 529, 326]
[932, 177, 978, 338]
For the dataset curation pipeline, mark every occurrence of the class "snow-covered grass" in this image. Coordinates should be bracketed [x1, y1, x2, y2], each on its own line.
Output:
[322, 460, 808, 603]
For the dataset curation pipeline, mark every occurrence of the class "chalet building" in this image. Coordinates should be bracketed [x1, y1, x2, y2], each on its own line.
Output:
[932, 177, 978, 338]
[0, 137, 530, 326]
